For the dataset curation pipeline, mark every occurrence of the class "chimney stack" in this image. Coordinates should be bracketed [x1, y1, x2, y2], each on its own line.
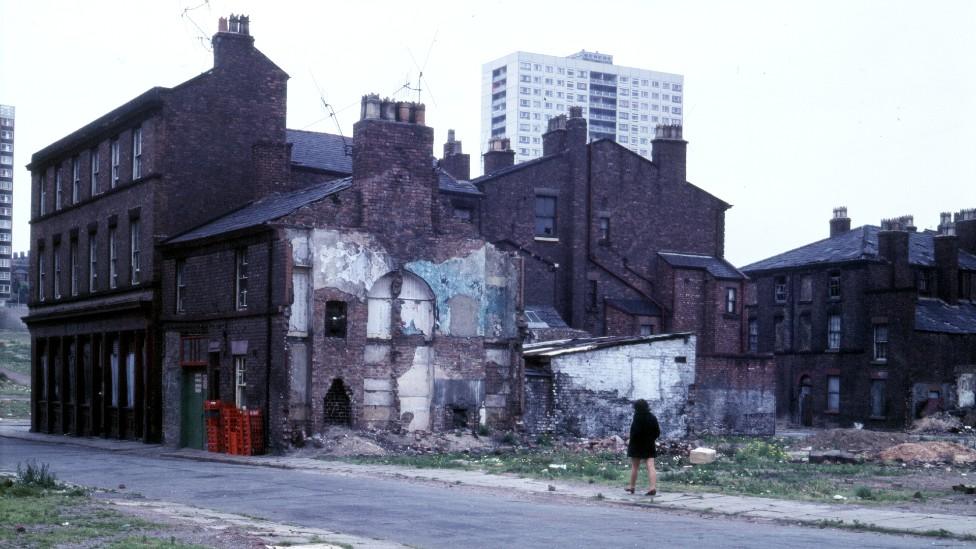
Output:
[542, 114, 568, 155]
[830, 207, 851, 238]
[439, 129, 470, 180]
[955, 208, 976, 255]
[877, 222, 913, 289]
[212, 14, 255, 69]
[934, 233, 959, 304]
[652, 124, 687, 183]
[483, 137, 515, 175]
[879, 215, 916, 232]
[566, 106, 587, 150]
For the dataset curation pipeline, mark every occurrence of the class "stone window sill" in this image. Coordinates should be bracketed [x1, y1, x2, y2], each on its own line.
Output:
[534, 236, 559, 243]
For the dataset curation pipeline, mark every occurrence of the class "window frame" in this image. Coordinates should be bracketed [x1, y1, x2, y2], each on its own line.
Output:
[534, 195, 557, 238]
[774, 275, 787, 303]
[109, 227, 118, 289]
[828, 272, 841, 300]
[53, 244, 62, 299]
[234, 356, 247, 409]
[38, 253, 46, 301]
[88, 234, 97, 293]
[235, 248, 249, 310]
[725, 287, 737, 314]
[55, 167, 63, 210]
[873, 324, 888, 362]
[826, 375, 841, 412]
[747, 318, 758, 352]
[71, 156, 80, 203]
[176, 259, 186, 313]
[132, 126, 143, 179]
[69, 239, 79, 296]
[110, 138, 120, 187]
[129, 219, 140, 285]
[827, 314, 842, 350]
[90, 148, 99, 196]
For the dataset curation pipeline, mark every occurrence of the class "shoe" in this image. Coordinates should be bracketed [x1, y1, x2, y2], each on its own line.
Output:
[645, 489, 657, 496]
[624, 487, 635, 494]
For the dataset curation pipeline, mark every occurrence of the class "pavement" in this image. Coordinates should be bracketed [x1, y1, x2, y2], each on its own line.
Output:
[2, 422, 976, 547]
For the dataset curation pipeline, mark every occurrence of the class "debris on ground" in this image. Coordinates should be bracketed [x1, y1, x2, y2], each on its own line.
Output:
[292, 426, 497, 457]
[910, 412, 964, 434]
[800, 428, 911, 459]
[952, 484, 976, 494]
[879, 442, 976, 465]
[808, 450, 861, 464]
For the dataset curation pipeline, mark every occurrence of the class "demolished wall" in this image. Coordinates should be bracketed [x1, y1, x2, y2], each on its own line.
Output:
[692, 354, 776, 435]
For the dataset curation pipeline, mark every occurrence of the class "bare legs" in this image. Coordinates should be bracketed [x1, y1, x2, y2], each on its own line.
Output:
[628, 457, 657, 494]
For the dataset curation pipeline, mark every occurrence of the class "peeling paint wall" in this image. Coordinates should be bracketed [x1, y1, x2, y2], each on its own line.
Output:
[524, 337, 697, 439]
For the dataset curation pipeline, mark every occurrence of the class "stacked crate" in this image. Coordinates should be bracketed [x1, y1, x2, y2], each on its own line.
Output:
[240, 409, 265, 456]
[204, 400, 224, 453]
[205, 402, 265, 455]
[221, 405, 243, 455]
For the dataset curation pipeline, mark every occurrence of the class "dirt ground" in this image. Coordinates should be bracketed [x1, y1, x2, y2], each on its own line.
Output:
[291, 425, 495, 458]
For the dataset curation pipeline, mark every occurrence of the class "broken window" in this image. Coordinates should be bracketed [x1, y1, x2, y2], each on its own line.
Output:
[534, 195, 557, 237]
[774, 276, 787, 303]
[826, 375, 840, 412]
[367, 271, 434, 340]
[324, 379, 352, 426]
[325, 301, 347, 338]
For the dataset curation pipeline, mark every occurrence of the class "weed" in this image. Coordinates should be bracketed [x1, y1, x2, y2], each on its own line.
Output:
[478, 424, 491, 437]
[17, 460, 59, 488]
[855, 486, 875, 500]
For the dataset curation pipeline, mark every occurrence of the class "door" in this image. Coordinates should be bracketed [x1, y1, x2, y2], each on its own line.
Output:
[180, 369, 206, 449]
[798, 376, 813, 427]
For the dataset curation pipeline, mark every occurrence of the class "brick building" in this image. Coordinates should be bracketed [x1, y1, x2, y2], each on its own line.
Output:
[742, 208, 976, 428]
[160, 96, 521, 450]
[473, 110, 776, 435]
[24, 16, 288, 442]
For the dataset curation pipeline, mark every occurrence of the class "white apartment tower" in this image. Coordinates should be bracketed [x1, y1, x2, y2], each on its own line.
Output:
[0, 105, 13, 302]
[481, 50, 683, 166]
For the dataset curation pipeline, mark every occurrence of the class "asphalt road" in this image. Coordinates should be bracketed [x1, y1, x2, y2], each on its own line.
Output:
[1, 437, 971, 548]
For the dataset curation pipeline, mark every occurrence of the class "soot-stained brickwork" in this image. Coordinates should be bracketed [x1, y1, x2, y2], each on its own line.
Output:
[161, 96, 522, 451]
[743, 209, 976, 428]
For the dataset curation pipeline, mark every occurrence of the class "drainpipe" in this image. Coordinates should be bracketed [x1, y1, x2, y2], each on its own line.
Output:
[265, 232, 274, 452]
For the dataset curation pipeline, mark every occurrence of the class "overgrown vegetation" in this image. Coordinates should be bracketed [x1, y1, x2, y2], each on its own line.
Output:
[0, 329, 31, 377]
[332, 438, 943, 505]
[0, 462, 206, 548]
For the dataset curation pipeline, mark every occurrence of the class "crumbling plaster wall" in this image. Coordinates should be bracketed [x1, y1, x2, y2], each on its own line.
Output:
[529, 336, 696, 439]
[285, 227, 519, 433]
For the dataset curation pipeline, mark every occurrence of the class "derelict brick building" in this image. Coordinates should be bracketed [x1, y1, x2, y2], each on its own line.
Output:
[742, 209, 976, 428]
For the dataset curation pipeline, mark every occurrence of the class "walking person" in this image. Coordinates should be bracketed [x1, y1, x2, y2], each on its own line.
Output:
[625, 399, 660, 496]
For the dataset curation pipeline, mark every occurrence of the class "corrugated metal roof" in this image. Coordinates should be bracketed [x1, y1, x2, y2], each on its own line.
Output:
[523, 332, 693, 358]
[658, 252, 744, 280]
[915, 299, 976, 334]
[524, 305, 569, 328]
[167, 177, 352, 243]
[286, 129, 352, 174]
[742, 226, 976, 273]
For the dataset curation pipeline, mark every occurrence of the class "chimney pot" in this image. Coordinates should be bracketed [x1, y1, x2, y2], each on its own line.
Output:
[218, 17, 228, 32]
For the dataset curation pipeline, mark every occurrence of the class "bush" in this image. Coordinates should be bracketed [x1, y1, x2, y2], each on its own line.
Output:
[501, 431, 518, 445]
[478, 424, 491, 437]
[855, 486, 875, 500]
[16, 460, 58, 488]
[734, 440, 789, 464]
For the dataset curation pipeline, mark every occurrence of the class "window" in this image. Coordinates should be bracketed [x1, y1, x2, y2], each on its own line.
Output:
[109, 227, 118, 289]
[453, 205, 473, 222]
[39, 175, 46, 214]
[176, 259, 186, 313]
[639, 324, 654, 336]
[236, 248, 249, 310]
[798, 314, 812, 351]
[132, 128, 143, 179]
[826, 375, 840, 412]
[325, 301, 347, 337]
[748, 319, 758, 352]
[774, 276, 787, 303]
[179, 336, 207, 366]
[55, 167, 63, 209]
[828, 273, 841, 299]
[38, 253, 45, 301]
[828, 314, 842, 350]
[587, 280, 598, 310]
[725, 287, 737, 314]
[53, 244, 61, 299]
[235, 356, 247, 408]
[129, 219, 140, 285]
[873, 324, 888, 361]
[774, 316, 785, 351]
[800, 275, 813, 302]
[88, 235, 97, 293]
[598, 217, 610, 242]
[534, 195, 557, 237]
[69, 240, 79, 296]
[110, 340, 119, 407]
[126, 350, 136, 408]
[71, 156, 80, 203]
[870, 379, 886, 417]
[90, 148, 99, 196]
[367, 271, 435, 340]
[110, 138, 120, 187]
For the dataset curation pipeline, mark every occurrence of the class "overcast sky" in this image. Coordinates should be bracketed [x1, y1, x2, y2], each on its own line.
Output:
[1, 0, 974, 266]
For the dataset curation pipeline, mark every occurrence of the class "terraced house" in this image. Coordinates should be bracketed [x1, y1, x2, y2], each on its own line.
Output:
[742, 208, 976, 428]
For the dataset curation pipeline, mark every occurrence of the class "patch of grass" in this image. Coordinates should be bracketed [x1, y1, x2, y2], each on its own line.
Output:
[0, 329, 31, 376]
[0, 398, 30, 418]
[105, 536, 211, 548]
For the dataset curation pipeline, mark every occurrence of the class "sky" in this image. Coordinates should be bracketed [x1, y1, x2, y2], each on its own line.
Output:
[1, 0, 974, 266]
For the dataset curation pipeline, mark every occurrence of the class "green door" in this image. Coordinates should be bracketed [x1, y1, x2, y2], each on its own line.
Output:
[180, 369, 206, 449]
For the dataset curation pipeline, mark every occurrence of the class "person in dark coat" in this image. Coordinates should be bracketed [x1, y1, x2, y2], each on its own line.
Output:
[625, 399, 660, 495]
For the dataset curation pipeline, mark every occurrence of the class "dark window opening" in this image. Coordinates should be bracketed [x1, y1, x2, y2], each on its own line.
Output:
[774, 276, 787, 303]
[452, 407, 469, 429]
[639, 323, 654, 336]
[587, 280, 598, 310]
[798, 314, 812, 351]
[534, 195, 557, 237]
[324, 379, 352, 426]
[870, 379, 886, 418]
[453, 206, 473, 223]
[325, 301, 348, 338]
[747, 319, 758, 352]
[828, 272, 841, 300]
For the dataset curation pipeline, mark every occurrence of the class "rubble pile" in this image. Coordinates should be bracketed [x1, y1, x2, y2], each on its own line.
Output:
[910, 413, 964, 434]
[295, 426, 496, 457]
[800, 428, 910, 459]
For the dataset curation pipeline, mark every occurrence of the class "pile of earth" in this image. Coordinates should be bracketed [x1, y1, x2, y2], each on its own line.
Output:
[291, 426, 496, 457]
[797, 428, 911, 459]
[879, 441, 976, 465]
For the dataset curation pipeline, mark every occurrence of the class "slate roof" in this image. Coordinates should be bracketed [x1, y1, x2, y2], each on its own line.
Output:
[471, 154, 558, 184]
[437, 168, 482, 196]
[167, 177, 352, 244]
[915, 299, 976, 334]
[523, 332, 694, 358]
[605, 298, 661, 316]
[524, 305, 570, 329]
[742, 225, 976, 273]
[286, 129, 352, 174]
[658, 252, 745, 280]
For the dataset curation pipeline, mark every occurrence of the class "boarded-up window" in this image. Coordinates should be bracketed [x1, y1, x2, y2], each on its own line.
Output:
[367, 275, 394, 339]
[798, 314, 812, 351]
[289, 269, 309, 334]
[800, 275, 813, 302]
[367, 271, 434, 340]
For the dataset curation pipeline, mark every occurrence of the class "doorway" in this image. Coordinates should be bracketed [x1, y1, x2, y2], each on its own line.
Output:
[180, 369, 206, 449]
[798, 375, 813, 427]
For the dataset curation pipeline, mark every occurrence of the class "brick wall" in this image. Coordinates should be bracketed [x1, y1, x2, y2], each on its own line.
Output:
[693, 354, 776, 435]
